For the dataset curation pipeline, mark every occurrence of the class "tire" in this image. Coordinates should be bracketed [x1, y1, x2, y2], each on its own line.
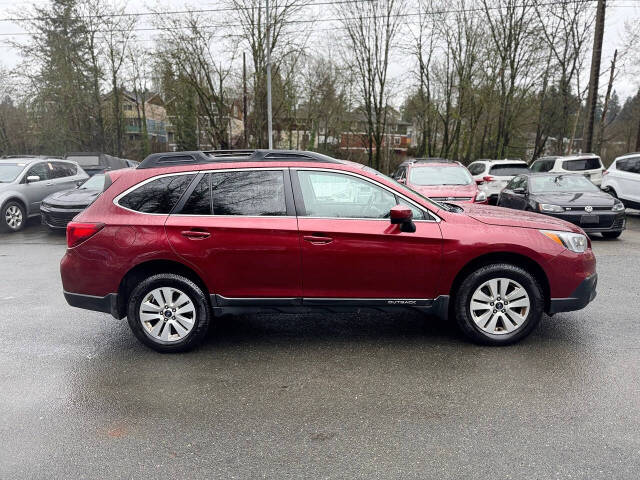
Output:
[127, 273, 211, 353]
[453, 263, 544, 346]
[602, 231, 622, 239]
[0, 200, 26, 232]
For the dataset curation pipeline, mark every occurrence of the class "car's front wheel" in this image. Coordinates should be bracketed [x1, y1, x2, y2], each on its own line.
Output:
[1, 200, 26, 232]
[127, 273, 211, 353]
[454, 264, 544, 345]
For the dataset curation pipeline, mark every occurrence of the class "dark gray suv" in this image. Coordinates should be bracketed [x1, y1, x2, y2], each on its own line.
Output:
[0, 157, 88, 232]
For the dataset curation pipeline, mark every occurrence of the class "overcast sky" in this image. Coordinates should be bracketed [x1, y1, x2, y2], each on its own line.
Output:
[1, 0, 639, 101]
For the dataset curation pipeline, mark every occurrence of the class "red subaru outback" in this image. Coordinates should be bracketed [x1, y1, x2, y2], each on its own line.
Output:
[61, 150, 597, 352]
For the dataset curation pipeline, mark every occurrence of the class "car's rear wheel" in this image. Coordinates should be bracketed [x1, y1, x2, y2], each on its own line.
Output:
[1, 201, 26, 232]
[454, 264, 544, 345]
[602, 231, 622, 239]
[127, 273, 210, 353]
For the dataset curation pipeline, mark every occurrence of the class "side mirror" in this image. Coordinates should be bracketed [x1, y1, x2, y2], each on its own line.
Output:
[390, 205, 416, 233]
[26, 175, 40, 183]
[513, 187, 526, 195]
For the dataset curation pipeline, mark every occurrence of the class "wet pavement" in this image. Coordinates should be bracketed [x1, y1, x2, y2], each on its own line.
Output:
[1, 214, 640, 479]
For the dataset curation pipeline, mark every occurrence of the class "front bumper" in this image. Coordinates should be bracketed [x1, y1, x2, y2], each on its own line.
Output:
[544, 210, 625, 233]
[41, 205, 84, 229]
[64, 291, 119, 318]
[548, 274, 597, 314]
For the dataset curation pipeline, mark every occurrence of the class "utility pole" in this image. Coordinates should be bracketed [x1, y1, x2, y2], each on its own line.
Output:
[583, 0, 606, 154]
[266, 0, 273, 149]
[243, 51, 248, 148]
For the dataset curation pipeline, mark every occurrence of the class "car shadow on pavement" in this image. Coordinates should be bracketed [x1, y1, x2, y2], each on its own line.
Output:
[200, 311, 462, 349]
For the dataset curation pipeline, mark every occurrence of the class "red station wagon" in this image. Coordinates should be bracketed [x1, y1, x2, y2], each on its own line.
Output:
[61, 150, 597, 352]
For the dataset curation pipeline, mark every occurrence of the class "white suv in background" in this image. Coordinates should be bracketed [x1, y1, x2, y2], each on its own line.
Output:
[530, 154, 605, 186]
[601, 153, 640, 209]
[467, 159, 530, 204]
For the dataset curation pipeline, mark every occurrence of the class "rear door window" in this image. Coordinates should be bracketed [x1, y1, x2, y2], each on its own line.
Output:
[488, 164, 529, 176]
[118, 174, 195, 213]
[181, 175, 211, 215]
[210, 170, 287, 216]
[562, 157, 602, 171]
[51, 162, 77, 178]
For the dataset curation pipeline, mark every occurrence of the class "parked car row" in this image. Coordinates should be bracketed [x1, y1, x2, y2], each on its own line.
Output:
[0, 153, 135, 232]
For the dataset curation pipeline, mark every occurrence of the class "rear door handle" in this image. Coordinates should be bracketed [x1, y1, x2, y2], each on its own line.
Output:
[181, 229, 211, 240]
[303, 235, 333, 245]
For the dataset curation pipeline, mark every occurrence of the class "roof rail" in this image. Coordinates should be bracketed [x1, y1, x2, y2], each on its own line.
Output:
[136, 149, 343, 169]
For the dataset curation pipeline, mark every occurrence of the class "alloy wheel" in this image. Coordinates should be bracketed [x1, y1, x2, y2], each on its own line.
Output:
[139, 287, 196, 343]
[469, 278, 530, 335]
[5, 205, 23, 230]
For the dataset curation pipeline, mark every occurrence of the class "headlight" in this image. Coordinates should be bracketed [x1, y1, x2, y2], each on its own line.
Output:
[475, 191, 487, 202]
[539, 203, 564, 213]
[540, 230, 588, 253]
[612, 202, 625, 212]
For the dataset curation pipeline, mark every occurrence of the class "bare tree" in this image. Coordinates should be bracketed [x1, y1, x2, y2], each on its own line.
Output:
[225, 0, 310, 147]
[103, 3, 135, 157]
[154, 11, 237, 148]
[481, 0, 541, 158]
[337, 0, 406, 171]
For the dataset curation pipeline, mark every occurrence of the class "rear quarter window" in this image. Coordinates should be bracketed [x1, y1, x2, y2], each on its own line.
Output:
[118, 174, 195, 213]
[530, 159, 555, 172]
[562, 157, 602, 171]
[616, 157, 640, 174]
[468, 163, 485, 175]
[488, 164, 529, 176]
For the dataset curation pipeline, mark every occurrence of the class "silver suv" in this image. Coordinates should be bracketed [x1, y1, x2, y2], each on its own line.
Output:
[0, 157, 88, 232]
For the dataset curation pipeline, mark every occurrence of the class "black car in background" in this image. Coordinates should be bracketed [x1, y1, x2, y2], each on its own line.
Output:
[497, 173, 626, 238]
[40, 173, 110, 229]
[64, 152, 132, 176]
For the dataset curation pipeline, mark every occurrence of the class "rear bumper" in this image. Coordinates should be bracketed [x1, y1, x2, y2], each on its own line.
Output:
[64, 291, 119, 318]
[548, 274, 597, 314]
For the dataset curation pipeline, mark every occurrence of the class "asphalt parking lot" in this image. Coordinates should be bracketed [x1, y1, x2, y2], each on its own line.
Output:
[1, 215, 640, 479]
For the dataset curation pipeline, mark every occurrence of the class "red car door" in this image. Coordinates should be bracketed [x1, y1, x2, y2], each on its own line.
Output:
[293, 169, 443, 300]
[165, 169, 302, 299]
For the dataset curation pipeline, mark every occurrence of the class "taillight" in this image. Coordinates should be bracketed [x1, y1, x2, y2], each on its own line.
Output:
[66, 222, 105, 248]
[483, 175, 495, 183]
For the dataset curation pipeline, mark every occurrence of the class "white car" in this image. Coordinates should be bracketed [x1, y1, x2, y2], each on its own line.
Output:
[529, 154, 605, 186]
[467, 159, 530, 204]
[601, 153, 640, 209]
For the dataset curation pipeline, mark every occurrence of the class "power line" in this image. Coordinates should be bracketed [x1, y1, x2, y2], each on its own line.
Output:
[0, 0, 372, 23]
[0, 0, 611, 38]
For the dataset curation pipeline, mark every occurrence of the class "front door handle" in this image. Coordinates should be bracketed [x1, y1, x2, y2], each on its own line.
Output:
[303, 235, 333, 245]
[181, 229, 211, 240]
[45, 182, 53, 186]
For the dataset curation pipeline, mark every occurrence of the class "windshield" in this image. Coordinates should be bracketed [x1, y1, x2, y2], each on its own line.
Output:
[362, 166, 450, 211]
[66, 155, 100, 167]
[489, 164, 529, 176]
[409, 166, 472, 186]
[530, 175, 600, 193]
[0, 163, 26, 183]
[80, 174, 105, 190]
